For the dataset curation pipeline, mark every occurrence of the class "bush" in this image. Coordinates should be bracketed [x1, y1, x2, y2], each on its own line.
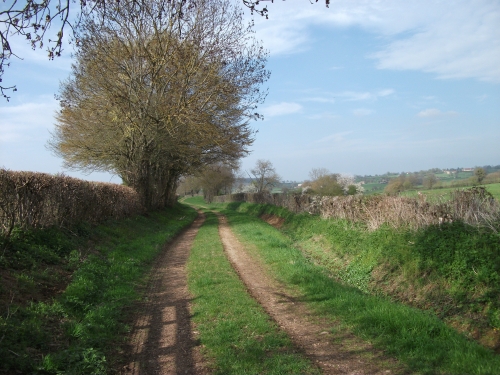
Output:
[214, 187, 500, 232]
[0, 169, 144, 237]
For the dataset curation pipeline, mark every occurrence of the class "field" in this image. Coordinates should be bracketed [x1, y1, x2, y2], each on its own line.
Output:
[362, 182, 387, 194]
[435, 171, 474, 183]
[401, 182, 500, 201]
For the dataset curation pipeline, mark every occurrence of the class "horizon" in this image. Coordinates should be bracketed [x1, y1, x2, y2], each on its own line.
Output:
[1, 0, 499, 183]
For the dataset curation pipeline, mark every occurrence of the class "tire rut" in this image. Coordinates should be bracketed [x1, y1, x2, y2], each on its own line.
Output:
[217, 214, 403, 375]
[119, 209, 403, 374]
[121, 212, 208, 375]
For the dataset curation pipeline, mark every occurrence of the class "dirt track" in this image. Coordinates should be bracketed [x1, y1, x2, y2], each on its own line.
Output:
[121, 213, 208, 375]
[119, 211, 402, 374]
[217, 214, 400, 375]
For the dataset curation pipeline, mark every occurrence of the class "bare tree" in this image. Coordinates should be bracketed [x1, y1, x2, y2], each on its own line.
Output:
[177, 175, 202, 197]
[0, 0, 75, 99]
[250, 159, 280, 193]
[474, 167, 486, 184]
[309, 167, 330, 181]
[49, 0, 269, 209]
[304, 167, 344, 196]
[423, 173, 438, 190]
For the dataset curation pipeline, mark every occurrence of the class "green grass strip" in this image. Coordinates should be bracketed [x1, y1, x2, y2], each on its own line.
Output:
[1, 203, 197, 374]
[187, 210, 319, 375]
[220, 206, 500, 375]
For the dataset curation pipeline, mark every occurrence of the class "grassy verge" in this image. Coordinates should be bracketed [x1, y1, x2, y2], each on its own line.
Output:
[214, 201, 500, 375]
[220, 201, 500, 339]
[186, 209, 319, 374]
[0, 203, 197, 374]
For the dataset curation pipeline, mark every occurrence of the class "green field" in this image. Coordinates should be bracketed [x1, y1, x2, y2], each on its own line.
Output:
[401, 183, 500, 201]
[435, 171, 474, 183]
[362, 182, 386, 194]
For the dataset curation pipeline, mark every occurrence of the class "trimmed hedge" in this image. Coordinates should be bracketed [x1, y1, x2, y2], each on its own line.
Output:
[0, 169, 144, 236]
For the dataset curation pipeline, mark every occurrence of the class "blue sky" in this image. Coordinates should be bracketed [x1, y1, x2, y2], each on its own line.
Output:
[1, 0, 499, 183]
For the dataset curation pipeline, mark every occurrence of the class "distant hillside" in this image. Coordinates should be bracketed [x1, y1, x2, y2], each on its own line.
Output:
[357, 164, 500, 194]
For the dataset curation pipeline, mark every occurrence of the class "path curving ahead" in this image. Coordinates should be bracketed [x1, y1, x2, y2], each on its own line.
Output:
[119, 208, 403, 374]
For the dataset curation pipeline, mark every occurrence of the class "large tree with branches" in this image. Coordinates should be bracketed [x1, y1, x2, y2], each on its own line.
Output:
[49, 0, 269, 209]
[0, 0, 328, 99]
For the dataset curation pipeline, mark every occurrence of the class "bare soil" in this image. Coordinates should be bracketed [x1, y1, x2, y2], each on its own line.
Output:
[120, 212, 208, 375]
[260, 213, 285, 228]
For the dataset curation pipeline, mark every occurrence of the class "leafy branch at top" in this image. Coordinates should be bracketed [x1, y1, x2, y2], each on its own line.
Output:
[0, 0, 329, 101]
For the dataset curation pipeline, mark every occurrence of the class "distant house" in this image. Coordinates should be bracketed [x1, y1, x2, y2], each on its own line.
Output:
[462, 168, 473, 172]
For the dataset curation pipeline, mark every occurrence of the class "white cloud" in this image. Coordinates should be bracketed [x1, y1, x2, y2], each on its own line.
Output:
[353, 108, 373, 116]
[378, 89, 395, 97]
[341, 91, 372, 101]
[0, 98, 58, 142]
[338, 89, 394, 101]
[247, 0, 500, 82]
[262, 102, 303, 117]
[417, 108, 458, 117]
[417, 108, 442, 118]
[369, 1, 500, 83]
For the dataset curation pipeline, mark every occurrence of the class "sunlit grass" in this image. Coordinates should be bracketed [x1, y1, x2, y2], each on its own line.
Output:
[219, 204, 500, 375]
[187, 210, 319, 374]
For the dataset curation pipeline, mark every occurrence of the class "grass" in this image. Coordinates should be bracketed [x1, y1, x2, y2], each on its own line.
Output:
[362, 182, 387, 194]
[180, 195, 207, 207]
[213, 201, 500, 375]
[186, 209, 319, 374]
[0, 203, 197, 374]
[401, 183, 500, 201]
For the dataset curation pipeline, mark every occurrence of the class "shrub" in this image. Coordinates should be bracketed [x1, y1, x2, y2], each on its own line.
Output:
[0, 169, 144, 237]
[214, 187, 500, 231]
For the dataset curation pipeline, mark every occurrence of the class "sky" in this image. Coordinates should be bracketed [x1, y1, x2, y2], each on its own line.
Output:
[0, 0, 499, 183]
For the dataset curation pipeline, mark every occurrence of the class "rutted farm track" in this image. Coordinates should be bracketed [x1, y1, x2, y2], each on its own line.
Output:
[119, 211, 403, 374]
[121, 212, 208, 375]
